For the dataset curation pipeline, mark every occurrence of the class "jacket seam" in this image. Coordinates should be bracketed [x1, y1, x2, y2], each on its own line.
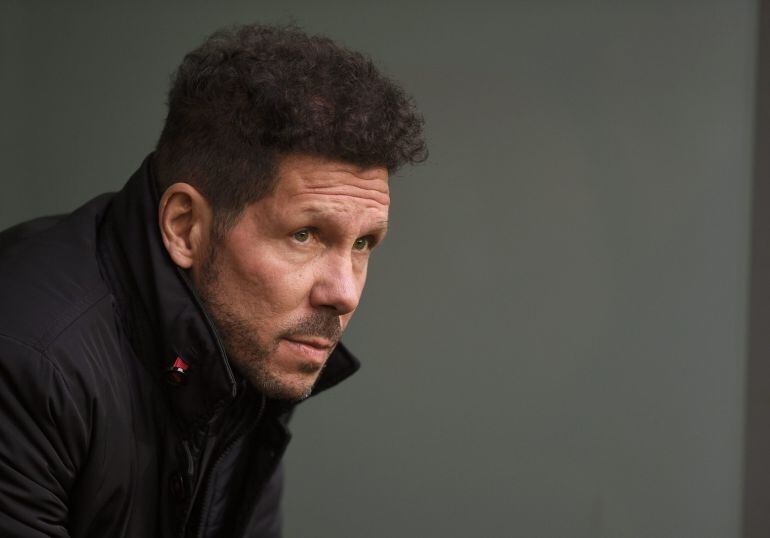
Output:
[0, 291, 112, 391]
[37, 287, 111, 350]
[0, 333, 90, 483]
[0, 331, 44, 354]
[0, 333, 73, 394]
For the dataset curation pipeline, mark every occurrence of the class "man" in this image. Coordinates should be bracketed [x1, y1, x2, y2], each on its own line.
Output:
[0, 24, 425, 537]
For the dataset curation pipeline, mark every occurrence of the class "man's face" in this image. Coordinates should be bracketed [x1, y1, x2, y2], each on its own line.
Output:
[194, 154, 390, 401]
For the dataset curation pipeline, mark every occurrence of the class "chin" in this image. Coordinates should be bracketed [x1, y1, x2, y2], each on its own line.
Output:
[227, 340, 328, 401]
[245, 368, 320, 402]
[263, 381, 316, 402]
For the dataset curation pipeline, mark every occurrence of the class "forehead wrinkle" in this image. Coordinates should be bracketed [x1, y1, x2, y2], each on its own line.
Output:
[295, 172, 389, 194]
[300, 177, 389, 193]
[297, 165, 388, 185]
[297, 202, 389, 222]
[289, 189, 390, 208]
[298, 182, 390, 199]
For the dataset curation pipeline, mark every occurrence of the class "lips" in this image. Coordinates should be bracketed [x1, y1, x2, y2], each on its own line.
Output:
[283, 336, 335, 350]
[281, 336, 337, 367]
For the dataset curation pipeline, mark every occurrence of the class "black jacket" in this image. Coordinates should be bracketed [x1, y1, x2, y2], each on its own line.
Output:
[0, 157, 359, 537]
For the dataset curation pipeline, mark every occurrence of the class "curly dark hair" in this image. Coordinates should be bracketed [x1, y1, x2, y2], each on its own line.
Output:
[154, 23, 426, 230]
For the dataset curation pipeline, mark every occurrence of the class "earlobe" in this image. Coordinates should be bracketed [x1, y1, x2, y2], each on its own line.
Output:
[158, 183, 211, 270]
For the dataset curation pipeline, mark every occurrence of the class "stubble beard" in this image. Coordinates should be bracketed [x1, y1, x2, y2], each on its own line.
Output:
[196, 240, 342, 402]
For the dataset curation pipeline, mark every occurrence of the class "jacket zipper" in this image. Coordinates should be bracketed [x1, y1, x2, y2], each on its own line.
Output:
[188, 393, 266, 538]
[175, 266, 238, 398]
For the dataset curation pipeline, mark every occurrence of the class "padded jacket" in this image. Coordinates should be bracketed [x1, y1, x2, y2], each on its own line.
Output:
[0, 157, 359, 537]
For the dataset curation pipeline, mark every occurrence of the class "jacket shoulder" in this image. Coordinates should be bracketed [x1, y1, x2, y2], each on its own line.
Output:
[0, 194, 115, 351]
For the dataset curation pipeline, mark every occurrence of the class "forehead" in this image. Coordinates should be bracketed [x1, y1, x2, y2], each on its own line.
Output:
[271, 154, 390, 209]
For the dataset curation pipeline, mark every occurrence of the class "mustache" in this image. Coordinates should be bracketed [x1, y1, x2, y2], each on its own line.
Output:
[281, 311, 342, 342]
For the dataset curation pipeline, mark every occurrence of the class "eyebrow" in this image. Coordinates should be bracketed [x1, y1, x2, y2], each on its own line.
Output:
[299, 207, 389, 234]
[372, 220, 389, 235]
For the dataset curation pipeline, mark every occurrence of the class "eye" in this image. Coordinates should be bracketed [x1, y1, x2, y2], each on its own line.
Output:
[293, 229, 311, 243]
[353, 236, 372, 251]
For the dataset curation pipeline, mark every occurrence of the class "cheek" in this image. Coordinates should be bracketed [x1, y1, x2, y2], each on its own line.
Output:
[255, 269, 309, 315]
[231, 254, 318, 314]
[353, 261, 369, 298]
[220, 226, 316, 315]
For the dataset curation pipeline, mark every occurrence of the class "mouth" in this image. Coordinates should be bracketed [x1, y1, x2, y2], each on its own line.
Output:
[283, 336, 335, 350]
[281, 336, 336, 366]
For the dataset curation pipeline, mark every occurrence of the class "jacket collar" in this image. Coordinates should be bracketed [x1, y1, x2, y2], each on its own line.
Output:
[97, 155, 360, 429]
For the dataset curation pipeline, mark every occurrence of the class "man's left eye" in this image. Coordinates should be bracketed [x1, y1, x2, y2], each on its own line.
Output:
[353, 237, 371, 251]
[293, 229, 311, 243]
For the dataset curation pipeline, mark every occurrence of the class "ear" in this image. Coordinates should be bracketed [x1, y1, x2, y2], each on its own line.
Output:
[158, 183, 213, 269]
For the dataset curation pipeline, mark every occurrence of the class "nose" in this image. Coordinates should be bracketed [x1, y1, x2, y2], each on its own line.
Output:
[309, 252, 363, 316]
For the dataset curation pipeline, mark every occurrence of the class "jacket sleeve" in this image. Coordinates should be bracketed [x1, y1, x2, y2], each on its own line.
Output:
[0, 336, 89, 537]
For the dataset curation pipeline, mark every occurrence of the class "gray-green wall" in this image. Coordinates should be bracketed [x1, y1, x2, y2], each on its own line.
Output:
[0, 2, 757, 536]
